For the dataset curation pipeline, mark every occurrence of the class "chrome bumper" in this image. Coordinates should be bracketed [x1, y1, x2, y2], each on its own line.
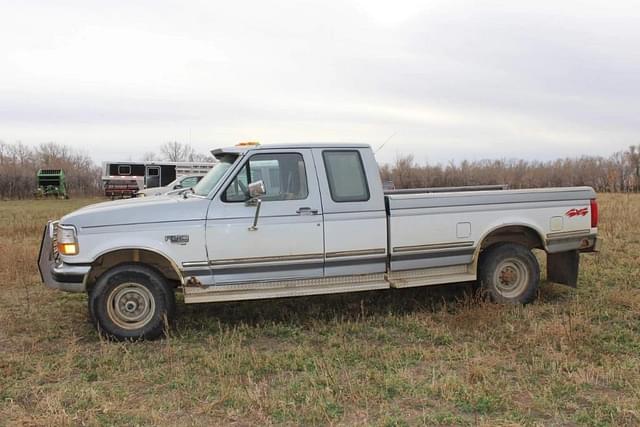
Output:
[37, 221, 89, 293]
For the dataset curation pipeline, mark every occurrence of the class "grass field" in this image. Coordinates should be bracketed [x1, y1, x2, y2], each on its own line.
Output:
[1, 194, 639, 426]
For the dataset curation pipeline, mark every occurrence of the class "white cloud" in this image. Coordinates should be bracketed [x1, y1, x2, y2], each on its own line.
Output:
[0, 0, 638, 164]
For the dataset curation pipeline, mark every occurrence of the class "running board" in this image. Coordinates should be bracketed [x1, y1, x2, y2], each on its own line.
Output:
[183, 273, 390, 304]
[387, 265, 476, 289]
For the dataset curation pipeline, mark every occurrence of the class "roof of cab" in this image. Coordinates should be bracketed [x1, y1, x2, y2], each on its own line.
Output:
[211, 143, 371, 156]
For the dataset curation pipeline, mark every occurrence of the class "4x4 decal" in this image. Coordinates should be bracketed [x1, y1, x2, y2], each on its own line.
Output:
[566, 207, 589, 218]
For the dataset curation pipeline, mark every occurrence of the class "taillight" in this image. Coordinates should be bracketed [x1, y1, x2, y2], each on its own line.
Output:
[590, 199, 598, 228]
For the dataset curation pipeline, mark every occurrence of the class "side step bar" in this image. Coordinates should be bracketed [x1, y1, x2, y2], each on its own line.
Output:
[183, 273, 389, 304]
[387, 265, 476, 289]
[183, 264, 478, 304]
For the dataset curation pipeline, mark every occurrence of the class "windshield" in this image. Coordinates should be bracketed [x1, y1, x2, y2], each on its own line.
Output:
[191, 154, 239, 196]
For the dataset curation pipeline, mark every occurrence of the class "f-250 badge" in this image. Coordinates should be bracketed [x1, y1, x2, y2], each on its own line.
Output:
[566, 208, 588, 218]
[165, 235, 190, 244]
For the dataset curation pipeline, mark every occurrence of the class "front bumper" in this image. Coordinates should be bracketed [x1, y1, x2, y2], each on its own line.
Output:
[37, 221, 90, 293]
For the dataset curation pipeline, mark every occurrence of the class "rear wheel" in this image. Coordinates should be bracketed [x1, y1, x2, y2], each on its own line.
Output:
[89, 264, 175, 341]
[479, 243, 540, 304]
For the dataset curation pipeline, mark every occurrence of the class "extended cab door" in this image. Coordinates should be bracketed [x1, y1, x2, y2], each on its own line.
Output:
[311, 147, 388, 276]
[206, 149, 324, 284]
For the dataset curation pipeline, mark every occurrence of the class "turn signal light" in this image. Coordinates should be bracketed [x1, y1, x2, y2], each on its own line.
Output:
[58, 243, 79, 256]
[56, 224, 79, 256]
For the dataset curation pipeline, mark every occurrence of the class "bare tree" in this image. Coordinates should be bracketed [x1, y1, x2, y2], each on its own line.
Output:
[627, 145, 640, 192]
[2, 140, 640, 199]
[379, 146, 640, 193]
[0, 141, 101, 199]
[142, 151, 158, 161]
[188, 152, 214, 163]
[160, 142, 195, 162]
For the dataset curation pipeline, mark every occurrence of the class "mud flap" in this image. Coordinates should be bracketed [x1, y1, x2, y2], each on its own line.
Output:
[547, 250, 579, 287]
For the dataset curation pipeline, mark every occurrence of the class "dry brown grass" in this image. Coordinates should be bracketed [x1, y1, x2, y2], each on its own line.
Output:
[1, 194, 639, 426]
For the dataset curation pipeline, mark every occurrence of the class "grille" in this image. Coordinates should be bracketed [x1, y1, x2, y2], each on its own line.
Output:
[50, 221, 60, 263]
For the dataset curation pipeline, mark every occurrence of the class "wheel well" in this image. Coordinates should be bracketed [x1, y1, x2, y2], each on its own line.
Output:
[86, 249, 182, 291]
[480, 225, 544, 252]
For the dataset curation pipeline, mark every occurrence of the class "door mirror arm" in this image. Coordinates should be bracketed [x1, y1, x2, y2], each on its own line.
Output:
[247, 180, 266, 231]
[248, 198, 262, 231]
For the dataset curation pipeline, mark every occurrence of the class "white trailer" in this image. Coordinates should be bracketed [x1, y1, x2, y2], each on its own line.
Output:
[101, 160, 214, 198]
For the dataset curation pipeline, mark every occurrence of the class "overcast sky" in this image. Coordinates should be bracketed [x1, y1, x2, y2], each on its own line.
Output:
[1, 0, 639, 164]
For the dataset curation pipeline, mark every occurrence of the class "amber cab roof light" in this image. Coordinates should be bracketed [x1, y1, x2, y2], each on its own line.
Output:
[235, 141, 260, 147]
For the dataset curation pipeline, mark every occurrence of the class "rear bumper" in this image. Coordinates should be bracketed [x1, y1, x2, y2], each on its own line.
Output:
[547, 232, 600, 253]
[105, 189, 137, 197]
[37, 222, 89, 293]
[580, 236, 602, 253]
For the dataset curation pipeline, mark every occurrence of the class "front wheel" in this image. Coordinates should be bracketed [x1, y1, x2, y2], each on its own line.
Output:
[89, 264, 175, 341]
[478, 243, 540, 304]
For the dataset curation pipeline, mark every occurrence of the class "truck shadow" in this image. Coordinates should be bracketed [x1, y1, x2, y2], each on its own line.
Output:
[176, 282, 480, 331]
[174, 281, 572, 334]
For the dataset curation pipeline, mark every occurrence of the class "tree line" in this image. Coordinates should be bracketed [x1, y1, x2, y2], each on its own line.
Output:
[381, 146, 640, 192]
[0, 141, 213, 199]
[1, 141, 639, 199]
[0, 142, 102, 199]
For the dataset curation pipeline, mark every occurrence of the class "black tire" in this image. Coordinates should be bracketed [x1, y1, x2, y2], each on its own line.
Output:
[89, 264, 175, 341]
[478, 243, 540, 304]
[88, 292, 96, 325]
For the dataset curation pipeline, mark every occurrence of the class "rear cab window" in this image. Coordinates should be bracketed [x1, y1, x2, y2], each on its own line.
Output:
[322, 150, 370, 202]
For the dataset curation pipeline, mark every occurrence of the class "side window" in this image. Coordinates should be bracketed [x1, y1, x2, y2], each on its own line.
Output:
[323, 150, 370, 202]
[223, 153, 308, 202]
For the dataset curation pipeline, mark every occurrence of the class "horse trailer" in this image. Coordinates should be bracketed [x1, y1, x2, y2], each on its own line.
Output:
[101, 161, 214, 198]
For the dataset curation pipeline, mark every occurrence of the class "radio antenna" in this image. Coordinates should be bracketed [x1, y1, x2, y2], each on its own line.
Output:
[375, 132, 397, 154]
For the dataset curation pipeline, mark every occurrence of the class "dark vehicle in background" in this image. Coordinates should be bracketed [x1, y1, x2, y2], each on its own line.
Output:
[101, 161, 214, 199]
[35, 169, 68, 199]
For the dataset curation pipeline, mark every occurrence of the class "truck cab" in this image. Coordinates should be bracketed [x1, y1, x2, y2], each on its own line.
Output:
[194, 144, 387, 286]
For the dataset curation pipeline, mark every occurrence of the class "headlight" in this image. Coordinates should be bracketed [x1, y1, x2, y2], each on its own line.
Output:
[56, 224, 79, 255]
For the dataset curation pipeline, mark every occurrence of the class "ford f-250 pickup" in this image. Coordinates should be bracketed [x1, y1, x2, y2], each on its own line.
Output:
[38, 143, 600, 340]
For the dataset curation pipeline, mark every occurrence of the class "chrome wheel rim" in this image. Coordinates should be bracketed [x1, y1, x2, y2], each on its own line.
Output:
[107, 282, 155, 330]
[493, 258, 529, 298]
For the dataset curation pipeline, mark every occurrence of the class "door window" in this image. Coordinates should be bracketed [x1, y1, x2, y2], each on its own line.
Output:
[223, 153, 308, 202]
[322, 150, 370, 202]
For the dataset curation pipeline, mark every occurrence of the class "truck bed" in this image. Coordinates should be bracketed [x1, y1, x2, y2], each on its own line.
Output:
[385, 186, 595, 209]
[384, 186, 596, 286]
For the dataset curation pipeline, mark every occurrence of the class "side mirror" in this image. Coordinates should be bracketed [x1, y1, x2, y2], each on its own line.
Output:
[174, 184, 183, 189]
[248, 180, 266, 198]
[247, 180, 266, 231]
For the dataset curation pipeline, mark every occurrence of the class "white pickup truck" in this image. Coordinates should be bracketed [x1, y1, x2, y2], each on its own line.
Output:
[39, 143, 600, 340]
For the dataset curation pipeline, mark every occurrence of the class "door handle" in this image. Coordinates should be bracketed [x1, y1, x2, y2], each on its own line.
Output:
[296, 207, 319, 215]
